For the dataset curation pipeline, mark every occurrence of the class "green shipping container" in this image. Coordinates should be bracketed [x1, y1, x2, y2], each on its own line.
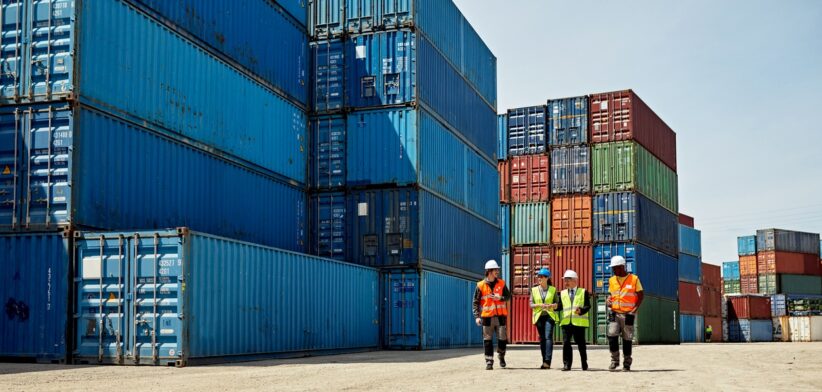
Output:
[592, 141, 678, 213]
[778, 274, 822, 295]
[595, 296, 680, 345]
[511, 202, 550, 245]
[758, 274, 777, 295]
[724, 279, 741, 294]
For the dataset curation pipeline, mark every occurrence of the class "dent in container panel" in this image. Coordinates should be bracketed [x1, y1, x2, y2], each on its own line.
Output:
[510, 155, 550, 203]
[311, 40, 346, 113]
[589, 90, 677, 171]
[551, 145, 590, 195]
[507, 106, 547, 156]
[311, 115, 346, 189]
[592, 192, 679, 257]
[547, 96, 588, 146]
[0, 103, 307, 252]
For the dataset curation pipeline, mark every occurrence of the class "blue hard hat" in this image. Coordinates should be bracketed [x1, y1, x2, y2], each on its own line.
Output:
[537, 268, 551, 277]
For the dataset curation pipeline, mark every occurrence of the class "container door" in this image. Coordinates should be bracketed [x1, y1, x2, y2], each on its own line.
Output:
[26, 0, 74, 100]
[346, 0, 376, 33]
[75, 234, 129, 363]
[0, 0, 25, 101]
[380, 0, 410, 29]
[0, 107, 20, 227]
[382, 270, 420, 348]
[128, 233, 184, 365]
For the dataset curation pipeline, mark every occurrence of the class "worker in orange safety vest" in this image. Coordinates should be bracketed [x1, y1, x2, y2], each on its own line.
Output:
[472, 259, 511, 370]
[606, 255, 645, 372]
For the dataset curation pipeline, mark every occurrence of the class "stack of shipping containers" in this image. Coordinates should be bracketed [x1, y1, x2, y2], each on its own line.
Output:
[0, 0, 391, 365]
[726, 295, 773, 342]
[678, 216, 704, 342]
[308, 0, 499, 350]
[701, 263, 723, 342]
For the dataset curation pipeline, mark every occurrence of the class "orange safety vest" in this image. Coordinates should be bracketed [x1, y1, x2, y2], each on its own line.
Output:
[609, 274, 639, 313]
[478, 279, 508, 317]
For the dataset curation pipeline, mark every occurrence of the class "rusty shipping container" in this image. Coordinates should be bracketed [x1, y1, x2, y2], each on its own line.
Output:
[702, 285, 722, 318]
[511, 246, 552, 295]
[551, 196, 593, 245]
[702, 263, 722, 289]
[739, 255, 758, 277]
[741, 275, 759, 294]
[510, 155, 550, 203]
[499, 160, 511, 204]
[678, 213, 694, 228]
[589, 90, 677, 171]
[704, 316, 723, 342]
[728, 295, 772, 320]
[679, 281, 703, 315]
[757, 251, 822, 276]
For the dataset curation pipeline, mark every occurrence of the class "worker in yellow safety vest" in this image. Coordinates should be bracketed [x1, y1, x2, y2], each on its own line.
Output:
[472, 259, 511, 370]
[530, 267, 559, 369]
[606, 255, 645, 372]
[705, 325, 713, 342]
[555, 269, 591, 371]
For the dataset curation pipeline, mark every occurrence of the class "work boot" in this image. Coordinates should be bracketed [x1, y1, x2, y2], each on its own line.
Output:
[609, 361, 619, 371]
[623, 365, 631, 372]
[485, 363, 493, 370]
[540, 361, 551, 369]
[499, 355, 507, 368]
[582, 362, 589, 371]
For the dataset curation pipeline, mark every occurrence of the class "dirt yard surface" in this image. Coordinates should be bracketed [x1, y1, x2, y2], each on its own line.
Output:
[2, 343, 821, 391]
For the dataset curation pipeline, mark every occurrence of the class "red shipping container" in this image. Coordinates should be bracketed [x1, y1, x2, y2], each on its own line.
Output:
[510, 295, 540, 343]
[756, 251, 822, 276]
[548, 245, 594, 290]
[498, 160, 511, 203]
[510, 155, 550, 203]
[727, 295, 771, 320]
[512, 246, 551, 295]
[740, 275, 759, 294]
[589, 90, 678, 172]
[678, 213, 694, 228]
[704, 316, 723, 342]
[701, 263, 721, 288]
[550, 196, 592, 245]
[738, 255, 758, 276]
[701, 285, 722, 318]
[679, 281, 703, 315]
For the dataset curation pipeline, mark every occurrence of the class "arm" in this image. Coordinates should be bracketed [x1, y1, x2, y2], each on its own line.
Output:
[530, 290, 539, 309]
[501, 284, 511, 301]
[634, 291, 644, 313]
[472, 286, 482, 319]
[578, 290, 592, 316]
[554, 292, 563, 313]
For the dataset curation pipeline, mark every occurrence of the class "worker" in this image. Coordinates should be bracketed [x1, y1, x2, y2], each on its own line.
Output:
[606, 255, 645, 372]
[554, 269, 590, 371]
[705, 324, 713, 342]
[472, 259, 511, 370]
[530, 267, 559, 369]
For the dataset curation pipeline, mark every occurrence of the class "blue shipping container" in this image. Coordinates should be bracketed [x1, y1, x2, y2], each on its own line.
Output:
[497, 114, 507, 161]
[0, 0, 307, 183]
[311, 40, 346, 112]
[547, 96, 588, 146]
[501, 252, 510, 284]
[737, 235, 757, 256]
[680, 314, 705, 343]
[723, 261, 741, 280]
[0, 103, 305, 252]
[348, 188, 499, 278]
[382, 268, 483, 349]
[679, 253, 702, 284]
[73, 229, 379, 366]
[594, 243, 679, 300]
[130, 0, 309, 105]
[771, 294, 786, 318]
[310, 0, 498, 109]
[679, 225, 702, 257]
[0, 232, 70, 362]
[501, 204, 510, 251]
[346, 107, 499, 223]
[593, 192, 679, 257]
[310, 192, 347, 260]
[507, 106, 547, 156]
[311, 115, 346, 189]
[728, 319, 773, 343]
[756, 229, 820, 255]
[551, 145, 591, 194]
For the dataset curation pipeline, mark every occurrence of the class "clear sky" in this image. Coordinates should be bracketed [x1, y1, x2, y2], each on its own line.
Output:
[454, 0, 822, 265]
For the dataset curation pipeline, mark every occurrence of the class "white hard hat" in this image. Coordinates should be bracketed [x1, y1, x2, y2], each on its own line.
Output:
[563, 270, 578, 279]
[610, 255, 627, 268]
[485, 260, 500, 270]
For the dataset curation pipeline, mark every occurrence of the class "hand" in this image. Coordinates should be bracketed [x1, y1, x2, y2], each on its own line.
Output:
[492, 294, 502, 301]
[475, 318, 482, 326]
[606, 297, 613, 306]
[550, 304, 558, 310]
[575, 309, 582, 315]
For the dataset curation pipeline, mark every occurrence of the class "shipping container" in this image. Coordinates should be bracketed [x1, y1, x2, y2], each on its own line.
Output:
[309, 0, 498, 109]
[347, 188, 499, 278]
[501, 252, 510, 284]
[311, 40, 346, 112]
[679, 282, 703, 315]
[773, 316, 791, 342]
[382, 269, 483, 349]
[0, 0, 308, 183]
[704, 316, 722, 342]
[595, 295, 679, 344]
[547, 245, 594, 289]
[551, 196, 592, 245]
[592, 192, 679, 257]
[511, 246, 551, 295]
[819, 240, 822, 257]
[777, 274, 822, 296]
[73, 229, 379, 366]
[772, 294, 787, 318]
[511, 202, 551, 246]
[739, 255, 758, 277]
[497, 114, 507, 161]
[346, 107, 498, 223]
[593, 243, 678, 300]
[756, 229, 820, 255]
[130, 0, 309, 105]
[678, 225, 702, 257]
[0, 103, 306, 251]
[758, 274, 777, 295]
[785, 296, 822, 316]
[510, 155, 550, 203]
[723, 279, 741, 294]
[311, 115, 346, 189]
[723, 261, 741, 280]
[737, 235, 757, 256]
[680, 314, 704, 343]
[787, 316, 822, 342]
[498, 160, 511, 204]
[702, 263, 721, 288]
[740, 275, 759, 294]
[728, 319, 773, 342]
[501, 205, 510, 251]
[510, 295, 596, 345]
[551, 146, 591, 195]
[757, 251, 821, 276]
[591, 141, 678, 213]
[507, 106, 547, 156]
[678, 213, 694, 228]
[0, 232, 70, 363]
[728, 295, 772, 320]
[309, 192, 347, 260]
[702, 285, 722, 317]
[589, 90, 677, 171]
[679, 253, 702, 284]
[547, 96, 588, 146]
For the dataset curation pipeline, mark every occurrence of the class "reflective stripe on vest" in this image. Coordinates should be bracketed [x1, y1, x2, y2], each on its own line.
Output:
[609, 274, 639, 314]
[531, 285, 558, 324]
[559, 288, 589, 327]
[478, 279, 508, 317]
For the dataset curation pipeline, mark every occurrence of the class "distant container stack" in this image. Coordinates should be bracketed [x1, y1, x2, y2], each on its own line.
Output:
[678, 217, 704, 343]
[307, 0, 499, 350]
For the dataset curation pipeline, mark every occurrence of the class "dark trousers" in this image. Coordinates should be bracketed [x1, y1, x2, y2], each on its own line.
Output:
[535, 316, 555, 364]
[562, 325, 587, 368]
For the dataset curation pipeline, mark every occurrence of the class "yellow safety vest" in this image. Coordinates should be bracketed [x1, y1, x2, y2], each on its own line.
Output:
[559, 288, 589, 327]
[531, 285, 558, 324]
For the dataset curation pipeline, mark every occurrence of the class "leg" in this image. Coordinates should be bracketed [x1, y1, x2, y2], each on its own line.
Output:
[607, 312, 623, 368]
[535, 318, 547, 365]
[496, 317, 508, 367]
[544, 321, 555, 366]
[622, 314, 635, 369]
[482, 320, 494, 368]
[562, 325, 573, 369]
[573, 326, 588, 369]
